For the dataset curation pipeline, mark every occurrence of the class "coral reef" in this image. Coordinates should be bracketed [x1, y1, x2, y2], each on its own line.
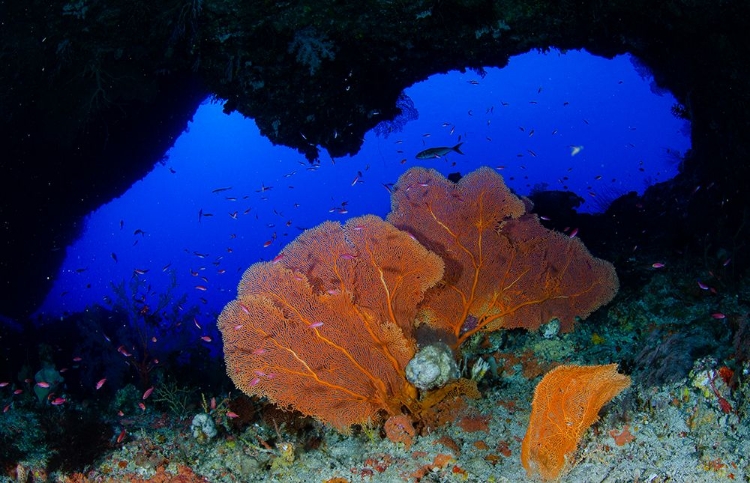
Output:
[383, 414, 416, 449]
[219, 167, 619, 433]
[4, 238, 750, 481]
[191, 413, 217, 443]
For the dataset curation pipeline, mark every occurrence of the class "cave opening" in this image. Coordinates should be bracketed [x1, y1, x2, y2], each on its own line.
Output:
[37, 48, 690, 318]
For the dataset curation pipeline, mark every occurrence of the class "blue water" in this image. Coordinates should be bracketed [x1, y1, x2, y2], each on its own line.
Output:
[37, 49, 690, 321]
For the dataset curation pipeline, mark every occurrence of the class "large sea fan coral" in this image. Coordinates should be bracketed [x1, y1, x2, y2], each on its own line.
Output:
[388, 167, 619, 346]
[218, 215, 444, 430]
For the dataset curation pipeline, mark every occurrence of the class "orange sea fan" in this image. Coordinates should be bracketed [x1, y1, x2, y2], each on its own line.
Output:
[521, 364, 631, 480]
[217, 215, 444, 431]
[387, 167, 619, 346]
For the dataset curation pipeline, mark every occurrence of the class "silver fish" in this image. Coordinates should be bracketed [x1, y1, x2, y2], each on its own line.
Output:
[415, 142, 464, 160]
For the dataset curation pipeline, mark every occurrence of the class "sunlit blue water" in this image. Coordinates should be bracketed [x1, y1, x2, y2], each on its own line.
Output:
[37, 49, 690, 320]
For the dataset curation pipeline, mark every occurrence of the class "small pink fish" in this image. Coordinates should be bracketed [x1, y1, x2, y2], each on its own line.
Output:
[234, 324, 243, 330]
[272, 253, 285, 264]
[309, 321, 324, 328]
[13, 389, 23, 395]
[252, 348, 266, 355]
[239, 303, 250, 314]
[138, 402, 146, 411]
[569, 228, 579, 238]
[194, 318, 201, 329]
[210, 397, 216, 410]
[0, 382, 9, 387]
[36, 381, 50, 388]
[711, 313, 726, 319]
[72, 356, 82, 362]
[651, 262, 665, 268]
[118, 410, 125, 416]
[142, 387, 154, 400]
[195, 285, 207, 291]
[249, 378, 261, 387]
[723, 258, 732, 267]
[339, 253, 357, 260]
[697, 280, 709, 290]
[96, 378, 107, 390]
[50, 397, 66, 406]
[227, 411, 240, 419]
[117, 429, 127, 443]
[201, 336, 212, 342]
